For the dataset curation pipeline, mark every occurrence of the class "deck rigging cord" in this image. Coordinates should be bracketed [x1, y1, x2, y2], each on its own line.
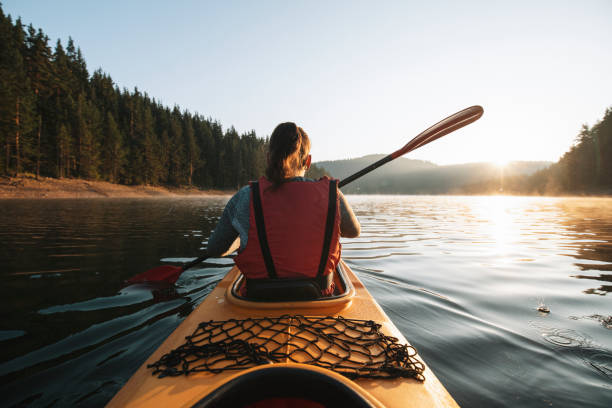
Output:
[148, 314, 425, 381]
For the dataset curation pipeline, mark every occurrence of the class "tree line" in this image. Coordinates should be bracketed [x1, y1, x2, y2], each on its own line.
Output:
[549, 107, 612, 194]
[0, 6, 283, 189]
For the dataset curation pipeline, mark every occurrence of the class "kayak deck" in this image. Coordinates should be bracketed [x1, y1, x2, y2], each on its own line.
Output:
[108, 261, 458, 407]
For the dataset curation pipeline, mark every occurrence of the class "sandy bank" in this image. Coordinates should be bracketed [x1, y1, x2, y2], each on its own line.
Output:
[0, 176, 232, 199]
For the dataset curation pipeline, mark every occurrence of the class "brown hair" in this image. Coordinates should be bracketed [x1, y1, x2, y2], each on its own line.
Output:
[265, 122, 311, 186]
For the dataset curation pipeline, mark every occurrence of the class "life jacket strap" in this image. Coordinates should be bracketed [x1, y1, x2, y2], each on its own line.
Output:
[251, 181, 277, 279]
[317, 179, 338, 277]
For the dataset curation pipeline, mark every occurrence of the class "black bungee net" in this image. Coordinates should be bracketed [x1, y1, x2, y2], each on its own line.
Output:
[148, 315, 425, 381]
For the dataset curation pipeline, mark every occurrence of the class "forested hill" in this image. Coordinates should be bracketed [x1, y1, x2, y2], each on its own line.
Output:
[317, 155, 437, 180]
[0, 6, 270, 189]
[459, 108, 612, 195]
[316, 157, 550, 194]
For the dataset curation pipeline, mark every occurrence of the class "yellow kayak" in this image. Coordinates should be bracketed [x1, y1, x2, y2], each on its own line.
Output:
[107, 261, 458, 407]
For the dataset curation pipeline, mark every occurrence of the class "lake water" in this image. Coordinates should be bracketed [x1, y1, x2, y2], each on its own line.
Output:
[0, 196, 610, 407]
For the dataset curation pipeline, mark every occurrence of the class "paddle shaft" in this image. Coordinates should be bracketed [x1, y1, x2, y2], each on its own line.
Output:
[338, 155, 393, 188]
[193, 236, 242, 266]
[182, 255, 208, 271]
[127, 235, 241, 283]
[339, 105, 483, 188]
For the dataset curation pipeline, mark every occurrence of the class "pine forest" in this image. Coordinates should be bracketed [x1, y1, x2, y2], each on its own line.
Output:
[0, 6, 274, 189]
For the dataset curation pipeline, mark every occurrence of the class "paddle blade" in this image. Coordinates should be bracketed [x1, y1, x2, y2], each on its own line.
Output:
[126, 265, 184, 284]
[391, 105, 484, 159]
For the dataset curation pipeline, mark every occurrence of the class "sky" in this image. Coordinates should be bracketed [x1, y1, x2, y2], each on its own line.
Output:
[3, 0, 612, 165]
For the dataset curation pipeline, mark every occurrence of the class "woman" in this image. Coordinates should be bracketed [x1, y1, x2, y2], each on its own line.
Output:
[207, 122, 360, 297]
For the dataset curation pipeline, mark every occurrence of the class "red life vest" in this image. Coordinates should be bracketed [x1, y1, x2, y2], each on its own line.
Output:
[235, 176, 341, 287]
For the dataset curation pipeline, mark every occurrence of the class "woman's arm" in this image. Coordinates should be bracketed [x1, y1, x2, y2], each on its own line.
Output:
[339, 191, 360, 238]
[207, 190, 243, 257]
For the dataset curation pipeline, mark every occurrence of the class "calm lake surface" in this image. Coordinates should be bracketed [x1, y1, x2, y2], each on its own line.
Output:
[1, 195, 611, 407]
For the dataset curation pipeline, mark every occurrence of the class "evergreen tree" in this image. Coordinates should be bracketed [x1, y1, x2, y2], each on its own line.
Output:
[24, 25, 53, 177]
[57, 123, 70, 177]
[65, 37, 88, 95]
[192, 117, 211, 186]
[168, 110, 185, 185]
[75, 92, 101, 179]
[208, 121, 222, 188]
[1, 17, 34, 175]
[183, 114, 199, 186]
[49, 39, 73, 177]
[141, 105, 161, 184]
[101, 111, 124, 183]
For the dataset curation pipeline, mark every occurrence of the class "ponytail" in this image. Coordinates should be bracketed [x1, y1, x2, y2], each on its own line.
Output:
[265, 122, 311, 187]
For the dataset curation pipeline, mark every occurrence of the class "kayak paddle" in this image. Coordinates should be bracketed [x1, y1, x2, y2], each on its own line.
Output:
[126, 105, 483, 284]
[338, 105, 483, 187]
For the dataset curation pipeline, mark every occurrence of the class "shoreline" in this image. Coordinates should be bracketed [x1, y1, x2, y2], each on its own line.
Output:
[0, 175, 233, 199]
[1, 175, 610, 199]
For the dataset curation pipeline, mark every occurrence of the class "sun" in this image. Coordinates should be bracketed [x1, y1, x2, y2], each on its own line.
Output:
[491, 155, 511, 168]
[494, 158, 509, 168]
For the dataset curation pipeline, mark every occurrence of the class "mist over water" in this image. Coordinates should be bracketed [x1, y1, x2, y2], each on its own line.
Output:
[0, 196, 610, 407]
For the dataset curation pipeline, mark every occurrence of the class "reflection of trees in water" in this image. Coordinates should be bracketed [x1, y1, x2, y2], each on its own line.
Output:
[558, 200, 612, 296]
[572, 272, 612, 296]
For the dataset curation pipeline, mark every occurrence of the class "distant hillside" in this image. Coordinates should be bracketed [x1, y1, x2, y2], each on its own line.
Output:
[316, 155, 436, 179]
[315, 156, 551, 194]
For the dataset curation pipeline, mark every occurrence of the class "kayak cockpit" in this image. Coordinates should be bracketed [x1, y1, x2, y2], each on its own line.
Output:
[226, 262, 355, 309]
[190, 364, 378, 408]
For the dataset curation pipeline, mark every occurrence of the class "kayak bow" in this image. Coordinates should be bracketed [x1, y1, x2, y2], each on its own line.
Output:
[108, 261, 458, 407]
